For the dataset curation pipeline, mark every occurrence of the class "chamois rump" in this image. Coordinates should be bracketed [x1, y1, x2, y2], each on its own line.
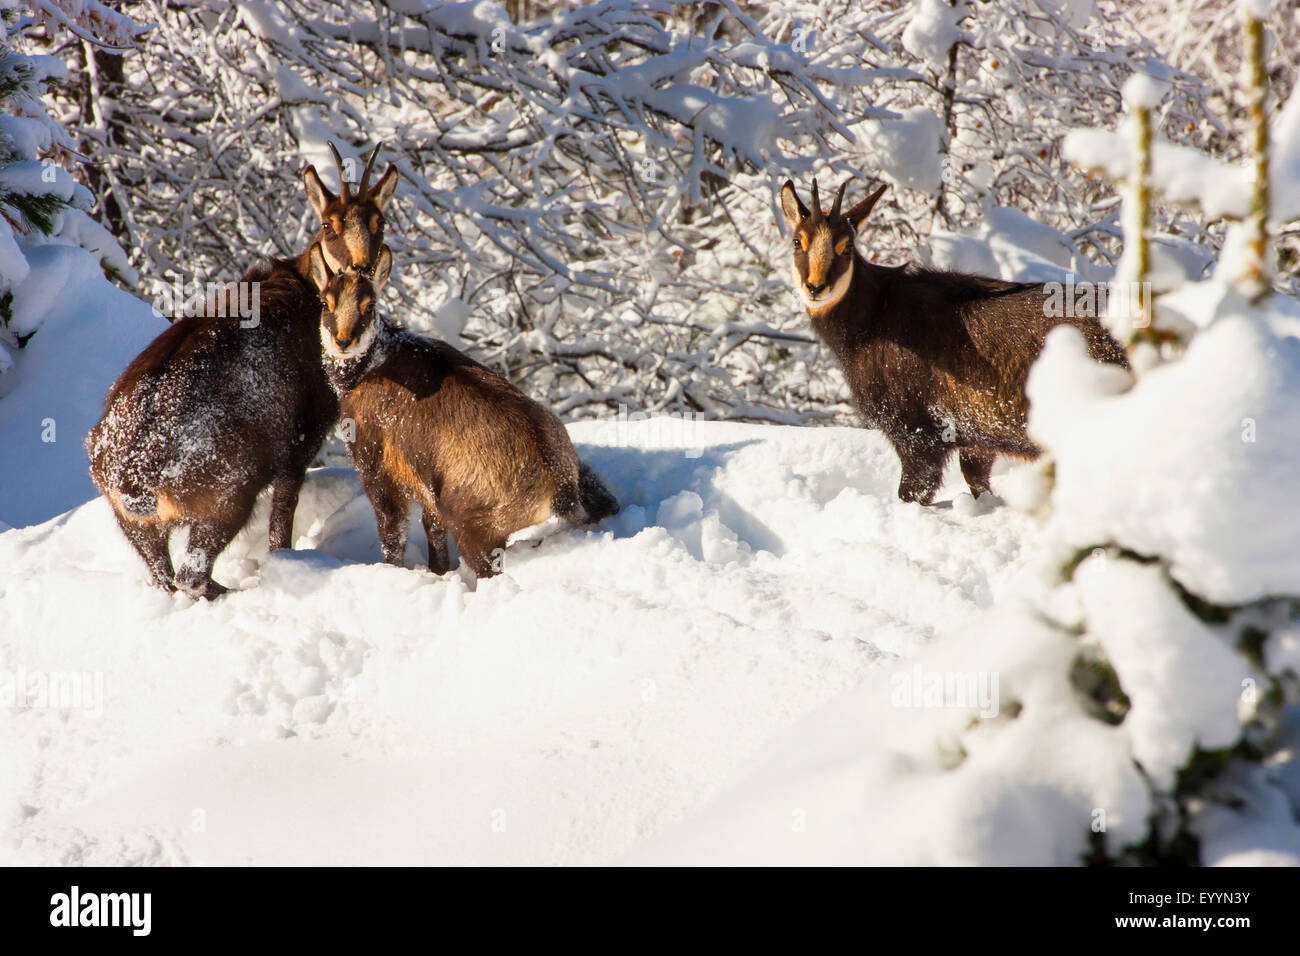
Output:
[306, 246, 619, 578]
[780, 178, 1128, 505]
[86, 144, 399, 598]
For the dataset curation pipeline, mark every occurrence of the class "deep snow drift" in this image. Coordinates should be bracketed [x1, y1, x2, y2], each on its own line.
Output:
[0, 419, 1038, 865]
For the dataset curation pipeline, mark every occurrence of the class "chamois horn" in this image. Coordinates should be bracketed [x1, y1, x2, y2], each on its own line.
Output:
[327, 141, 351, 201]
[830, 180, 849, 220]
[359, 142, 382, 196]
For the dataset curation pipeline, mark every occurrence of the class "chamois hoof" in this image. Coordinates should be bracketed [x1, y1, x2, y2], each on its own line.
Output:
[897, 482, 938, 506]
[175, 578, 229, 601]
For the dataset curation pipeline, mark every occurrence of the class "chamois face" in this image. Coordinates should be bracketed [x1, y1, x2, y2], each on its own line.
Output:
[303, 142, 400, 275]
[309, 244, 393, 361]
[780, 179, 888, 311]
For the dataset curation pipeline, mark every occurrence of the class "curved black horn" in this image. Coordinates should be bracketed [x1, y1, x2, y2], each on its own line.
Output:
[359, 142, 382, 196]
[327, 141, 350, 201]
[830, 179, 849, 220]
[810, 179, 823, 222]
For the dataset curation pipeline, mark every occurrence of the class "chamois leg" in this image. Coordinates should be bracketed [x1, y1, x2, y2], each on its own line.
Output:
[268, 467, 307, 552]
[352, 455, 409, 566]
[894, 439, 947, 506]
[421, 504, 450, 575]
[113, 511, 176, 592]
[958, 449, 995, 499]
[455, 526, 508, 579]
[369, 487, 409, 567]
[173, 519, 243, 600]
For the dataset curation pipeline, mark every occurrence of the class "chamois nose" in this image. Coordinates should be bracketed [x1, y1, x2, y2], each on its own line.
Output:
[806, 280, 826, 296]
[335, 333, 354, 350]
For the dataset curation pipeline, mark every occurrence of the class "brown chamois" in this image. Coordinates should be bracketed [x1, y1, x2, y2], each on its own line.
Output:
[86, 144, 400, 598]
[780, 178, 1129, 505]
[306, 246, 619, 578]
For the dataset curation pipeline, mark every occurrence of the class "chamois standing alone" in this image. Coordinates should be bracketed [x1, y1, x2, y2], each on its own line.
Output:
[780, 178, 1128, 505]
[306, 246, 619, 578]
[87, 145, 399, 598]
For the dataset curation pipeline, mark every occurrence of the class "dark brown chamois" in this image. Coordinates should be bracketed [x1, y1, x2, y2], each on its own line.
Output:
[86, 144, 399, 598]
[306, 245, 619, 578]
[780, 178, 1129, 505]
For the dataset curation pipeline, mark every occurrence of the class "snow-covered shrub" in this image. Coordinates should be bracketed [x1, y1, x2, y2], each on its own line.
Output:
[0, 0, 140, 374]
[1033, 2, 1300, 862]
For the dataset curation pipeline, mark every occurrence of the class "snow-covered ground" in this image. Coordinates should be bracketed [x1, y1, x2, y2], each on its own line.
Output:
[0, 417, 1040, 865]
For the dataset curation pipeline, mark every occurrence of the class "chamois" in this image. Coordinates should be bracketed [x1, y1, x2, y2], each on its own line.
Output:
[306, 246, 619, 578]
[86, 144, 399, 598]
[780, 178, 1128, 505]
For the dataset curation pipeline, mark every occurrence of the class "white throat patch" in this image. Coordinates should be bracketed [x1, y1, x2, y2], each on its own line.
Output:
[320, 317, 378, 361]
[796, 254, 854, 311]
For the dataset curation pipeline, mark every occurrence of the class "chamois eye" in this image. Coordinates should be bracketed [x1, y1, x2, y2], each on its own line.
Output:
[793, 238, 802, 251]
[321, 222, 333, 235]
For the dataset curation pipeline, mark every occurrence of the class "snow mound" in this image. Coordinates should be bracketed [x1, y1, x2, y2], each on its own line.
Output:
[634, 603, 1150, 865]
[1029, 311, 1300, 604]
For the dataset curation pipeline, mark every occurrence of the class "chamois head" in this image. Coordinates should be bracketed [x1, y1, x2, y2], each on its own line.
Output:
[308, 242, 393, 361]
[303, 142, 399, 275]
[780, 178, 888, 310]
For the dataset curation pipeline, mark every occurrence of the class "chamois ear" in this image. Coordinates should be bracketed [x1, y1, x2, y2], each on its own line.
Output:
[303, 165, 335, 220]
[780, 180, 808, 231]
[371, 245, 393, 293]
[369, 164, 400, 212]
[845, 184, 889, 232]
[307, 244, 332, 295]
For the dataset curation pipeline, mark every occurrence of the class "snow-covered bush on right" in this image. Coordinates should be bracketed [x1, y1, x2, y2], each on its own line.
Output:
[639, 0, 1300, 866]
[1028, 0, 1300, 864]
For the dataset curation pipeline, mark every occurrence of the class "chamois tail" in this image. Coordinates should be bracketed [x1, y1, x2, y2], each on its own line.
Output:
[576, 461, 619, 524]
